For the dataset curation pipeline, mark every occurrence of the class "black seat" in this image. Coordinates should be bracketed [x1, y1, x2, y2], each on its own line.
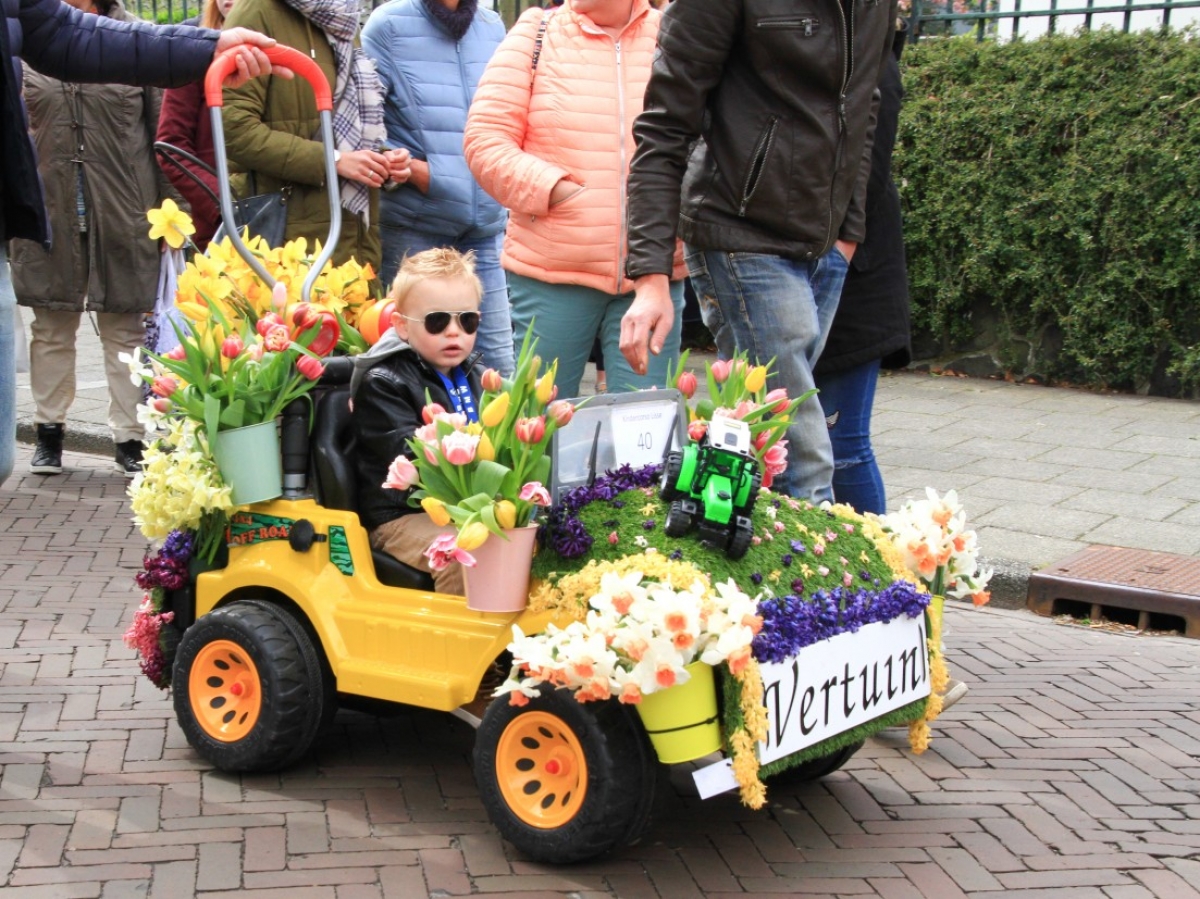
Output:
[310, 385, 435, 591]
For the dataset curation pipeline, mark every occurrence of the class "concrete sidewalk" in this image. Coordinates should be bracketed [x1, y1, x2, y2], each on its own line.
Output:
[14, 304, 1200, 606]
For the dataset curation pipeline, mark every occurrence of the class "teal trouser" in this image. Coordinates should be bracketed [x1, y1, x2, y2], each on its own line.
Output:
[507, 272, 686, 399]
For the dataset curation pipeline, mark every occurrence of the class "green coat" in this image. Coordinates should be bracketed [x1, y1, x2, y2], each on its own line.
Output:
[221, 0, 380, 271]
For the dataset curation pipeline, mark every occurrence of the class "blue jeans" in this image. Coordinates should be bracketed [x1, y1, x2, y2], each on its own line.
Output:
[0, 246, 15, 486]
[380, 227, 515, 378]
[815, 359, 885, 514]
[507, 272, 685, 399]
[688, 247, 848, 503]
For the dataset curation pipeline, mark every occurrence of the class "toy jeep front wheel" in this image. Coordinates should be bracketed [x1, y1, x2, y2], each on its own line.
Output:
[474, 691, 658, 863]
[173, 602, 331, 772]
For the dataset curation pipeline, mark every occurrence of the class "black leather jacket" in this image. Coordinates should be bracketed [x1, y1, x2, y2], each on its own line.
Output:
[626, 0, 899, 277]
[351, 342, 483, 531]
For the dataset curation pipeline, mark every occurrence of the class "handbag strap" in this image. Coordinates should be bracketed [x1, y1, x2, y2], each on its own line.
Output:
[531, 7, 555, 81]
[154, 141, 220, 208]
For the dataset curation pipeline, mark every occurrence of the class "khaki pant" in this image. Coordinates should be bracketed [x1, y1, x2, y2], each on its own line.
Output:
[370, 513, 466, 596]
[29, 308, 144, 443]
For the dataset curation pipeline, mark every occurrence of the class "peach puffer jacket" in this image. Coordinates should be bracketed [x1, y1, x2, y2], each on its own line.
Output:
[464, 0, 685, 295]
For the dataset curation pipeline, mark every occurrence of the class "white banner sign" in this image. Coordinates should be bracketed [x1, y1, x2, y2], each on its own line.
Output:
[758, 615, 930, 765]
[610, 402, 677, 469]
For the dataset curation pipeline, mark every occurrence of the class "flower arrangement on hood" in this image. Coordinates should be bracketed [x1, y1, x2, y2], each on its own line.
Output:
[495, 565, 762, 706]
[383, 334, 577, 568]
[666, 350, 810, 489]
[874, 487, 993, 605]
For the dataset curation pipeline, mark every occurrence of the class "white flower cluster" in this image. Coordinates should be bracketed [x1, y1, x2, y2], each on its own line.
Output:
[877, 487, 993, 602]
[495, 570, 762, 707]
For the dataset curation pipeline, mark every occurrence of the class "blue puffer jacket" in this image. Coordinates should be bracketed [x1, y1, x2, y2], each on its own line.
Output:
[1, 0, 216, 243]
[362, 0, 506, 240]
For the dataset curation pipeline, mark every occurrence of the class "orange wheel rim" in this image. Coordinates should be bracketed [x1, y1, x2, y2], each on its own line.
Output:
[189, 640, 262, 742]
[495, 711, 587, 828]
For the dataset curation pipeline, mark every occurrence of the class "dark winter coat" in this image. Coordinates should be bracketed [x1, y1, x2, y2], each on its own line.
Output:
[626, 0, 900, 277]
[350, 330, 483, 530]
[10, 0, 176, 315]
[816, 27, 911, 375]
[1, 0, 217, 245]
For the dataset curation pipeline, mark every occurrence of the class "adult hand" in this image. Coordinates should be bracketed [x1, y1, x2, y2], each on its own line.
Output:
[835, 239, 857, 263]
[336, 149, 392, 187]
[620, 274, 674, 376]
[215, 29, 295, 87]
[384, 147, 412, 185]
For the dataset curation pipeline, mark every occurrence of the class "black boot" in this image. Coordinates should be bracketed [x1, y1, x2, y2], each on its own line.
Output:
[30, 423, 65, 475]
[115, 439, 144, 478]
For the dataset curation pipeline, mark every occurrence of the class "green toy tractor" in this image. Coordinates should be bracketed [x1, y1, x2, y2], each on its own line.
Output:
[660, 417, 761, 559]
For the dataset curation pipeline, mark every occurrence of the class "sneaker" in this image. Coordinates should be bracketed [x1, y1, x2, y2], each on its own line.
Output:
[29, 423, 65, 474]
[115, 440, 144, 478]
[942, 678, 969, 710]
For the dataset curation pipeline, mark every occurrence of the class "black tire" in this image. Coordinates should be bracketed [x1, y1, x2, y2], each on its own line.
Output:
[173, 602, 327, 772]
[768, 740, 863, 784]
[737, 469, 763, 515]
[727, 519, 754, 560]
[664, 500, 694, 538]
[474, 691, 658, 863]
[660, 451, 685, 501]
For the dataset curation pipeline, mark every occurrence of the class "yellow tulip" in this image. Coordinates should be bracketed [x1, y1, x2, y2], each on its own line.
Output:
[495, 500, 517, 530]
[477, 432, 496, 461]
[480, 392, 510, 427]
[535, 360, 558, 404]
[745, 365, 768, 393]
[422, 497, 451, 526]
[456, 521, 490, 551]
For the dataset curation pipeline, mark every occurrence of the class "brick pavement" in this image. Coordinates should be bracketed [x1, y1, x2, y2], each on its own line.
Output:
[2, 447, 1199, 898]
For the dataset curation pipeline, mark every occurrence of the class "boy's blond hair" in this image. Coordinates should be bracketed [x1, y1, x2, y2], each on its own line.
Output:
[389, 248, 483, 312]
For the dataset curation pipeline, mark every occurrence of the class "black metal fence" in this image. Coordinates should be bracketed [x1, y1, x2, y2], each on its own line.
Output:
[130, 0, 1200, 40]
[909, 0, 1200, 41]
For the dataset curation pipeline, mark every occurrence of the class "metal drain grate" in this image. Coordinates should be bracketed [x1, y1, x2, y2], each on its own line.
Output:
[1027, 545, 1200, 638]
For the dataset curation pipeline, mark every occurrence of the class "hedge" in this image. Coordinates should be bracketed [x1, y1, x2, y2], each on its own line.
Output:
[895, 29, 1200, 396]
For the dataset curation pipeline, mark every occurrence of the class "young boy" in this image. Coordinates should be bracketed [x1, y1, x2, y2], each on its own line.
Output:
[350, 248, 484, 594]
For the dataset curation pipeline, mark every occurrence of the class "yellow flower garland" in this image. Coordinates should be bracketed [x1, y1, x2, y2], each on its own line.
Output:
[530, 554, 713, 619]
[730, 658, 769, 809]
[908, 598, 950, 754]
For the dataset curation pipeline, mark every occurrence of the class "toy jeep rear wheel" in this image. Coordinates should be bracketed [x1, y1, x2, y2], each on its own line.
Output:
[660, 450, 685, 501]
[727, 519, 754, 560]
[173, 602, 330, 772]
[474, 692, 658, 863]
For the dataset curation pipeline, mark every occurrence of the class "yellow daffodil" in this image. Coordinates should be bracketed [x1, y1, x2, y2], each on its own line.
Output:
[147, 199, 196, 250]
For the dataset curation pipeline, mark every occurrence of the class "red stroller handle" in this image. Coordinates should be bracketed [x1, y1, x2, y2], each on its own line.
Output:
[204, 44, 333, 111]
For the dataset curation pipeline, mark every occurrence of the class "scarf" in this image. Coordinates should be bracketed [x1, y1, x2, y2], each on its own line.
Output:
[422, 0, 478, 42]
[283, 0, 386, 222]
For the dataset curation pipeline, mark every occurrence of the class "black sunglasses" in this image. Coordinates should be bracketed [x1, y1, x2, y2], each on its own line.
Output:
[400, 311, 481, 335]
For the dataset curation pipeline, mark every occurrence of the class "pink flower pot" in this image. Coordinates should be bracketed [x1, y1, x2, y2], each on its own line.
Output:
[464, 525, 538, 613]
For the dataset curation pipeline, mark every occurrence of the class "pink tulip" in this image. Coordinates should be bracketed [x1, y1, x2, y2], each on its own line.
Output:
[765, 388, 789, 414]
[424, 533, 476, 571]
[221, 335, 244, 359]
[753, 430, 770, 451]
[271, 281, 289, 314]
[296, 354, 325, 381]
[733, 400, 756, 420]
[264, 324, 291, 352]
[165, 345, 187, 361]
[414, 422, 438, 444]
[151, 376, 177, 398]
[246, 342, 265, 362]
[256, 313, 284, 338]
[676, 370, 697, 399]
[548, 400, 574, 427]
[710, 359, 732, 383]
[518, 482, 552, 506]
[763, 440, 788, 476]
[515, 416, 546, 445]
[422, 403, 447, 425]
[382, 455, 419, 491]
[481, 368, 503, 392]
[687, 420, 708, 442]
[151, 397, 172, 414]
[440, 430, 479, 466]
